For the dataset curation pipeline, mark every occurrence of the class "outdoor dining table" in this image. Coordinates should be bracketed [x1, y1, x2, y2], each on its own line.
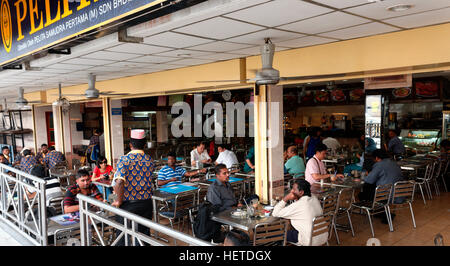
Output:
[151, 183, 200, 241]
[211, 207, 281, 232]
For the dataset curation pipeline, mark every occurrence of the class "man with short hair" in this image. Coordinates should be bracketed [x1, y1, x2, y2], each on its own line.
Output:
[43, 146, 65, 169]
[2, 146, 12, 165]
[272, 179, 327, 246]
[322, 131, 341, 153]
[215, 144, 239, 169]
[284, 146, 306, 178]
[18, 149, 38, 174]
[223, 229, 250, 246]
[158, 152, 206, 187]
[386, 130, 405, 157]
[190, 142, 212, 167]
[64, 169, 103, 214]
[305, 144, 344, 185]
[206, 164, 242, 212]
[36, 144, 49, 164]
[112, 129, 155, 245]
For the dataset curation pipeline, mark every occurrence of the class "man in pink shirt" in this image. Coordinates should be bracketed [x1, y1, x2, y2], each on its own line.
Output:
[305, 143, 344, 185]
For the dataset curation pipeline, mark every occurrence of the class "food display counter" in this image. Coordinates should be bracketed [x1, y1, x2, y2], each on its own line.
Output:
[399, 129, 440, 152]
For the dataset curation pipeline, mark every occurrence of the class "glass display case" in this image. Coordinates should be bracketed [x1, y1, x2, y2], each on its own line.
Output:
[399, 129, 441, 152]
[444, 111, 450, 139]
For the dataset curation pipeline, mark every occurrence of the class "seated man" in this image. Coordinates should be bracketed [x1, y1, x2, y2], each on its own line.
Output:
[158, 152, 206, 187]
[190, 142, 212, 168]
[344, 151, 364, 174]
[2, 146, 13, 165]
[43, 146, 65, 170]
[357, 149, 403, 223]
[284, 146, 305, 178]
[64, 169, 103, 214]
[18, 148, 38, 174]
[322, 131, 341, 153]
[305, 144, 344, 185]
[206, 164, 242, 212]
[272, 179, 327, 246]
[35, 143, 49, 164]
[215, 144, 239, 169]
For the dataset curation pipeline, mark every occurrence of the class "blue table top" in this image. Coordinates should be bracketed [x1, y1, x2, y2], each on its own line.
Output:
[159, 184, 198, 194]
[207, 177, 244, 183]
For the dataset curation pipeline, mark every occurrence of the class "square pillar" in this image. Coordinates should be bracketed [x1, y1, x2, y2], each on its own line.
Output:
[110, 99, 124, 168]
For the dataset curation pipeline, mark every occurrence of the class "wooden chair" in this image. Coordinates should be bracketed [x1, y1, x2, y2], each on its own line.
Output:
[352, 183, 393, 237]
[252, 219, 288, 246]
[390, 180, 416, 229]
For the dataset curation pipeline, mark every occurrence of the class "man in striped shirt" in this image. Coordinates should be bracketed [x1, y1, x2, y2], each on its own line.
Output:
[158, 152, 206, 187]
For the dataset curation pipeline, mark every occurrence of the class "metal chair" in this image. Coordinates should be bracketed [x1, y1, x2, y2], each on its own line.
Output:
[48, 195, 65, 216]
[289, 212, 333, 246]
[440, 160, 449, 192]
[430, 160, 442, 196]
[351, 183, 393, 237]
[335, 187, 355, 238]
[159, 192, 197, 245]
[414, 162, 433, 204]
[390, 180, 416, 230]
[252, 219, 288, 246]
[321, 193, 340, 244]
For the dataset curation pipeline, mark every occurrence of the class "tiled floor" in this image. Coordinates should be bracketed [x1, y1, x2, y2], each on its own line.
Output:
[328, 191, 450, 246]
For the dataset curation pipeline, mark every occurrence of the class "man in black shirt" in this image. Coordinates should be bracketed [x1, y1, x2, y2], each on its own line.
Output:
[206, 164, 242, 212]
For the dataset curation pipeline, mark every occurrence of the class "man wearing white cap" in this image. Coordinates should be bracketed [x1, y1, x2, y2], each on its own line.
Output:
[112, 129, 155, 245]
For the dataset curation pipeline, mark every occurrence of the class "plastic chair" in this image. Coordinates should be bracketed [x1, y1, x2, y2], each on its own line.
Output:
[252, 219, 288, 246]
[352, 183, 393, 237]
[390, 180, 416, 230]
[335, 187, 355, 238]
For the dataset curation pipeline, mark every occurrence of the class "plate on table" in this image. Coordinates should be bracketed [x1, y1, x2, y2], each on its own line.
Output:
[231, 209, 247, 218]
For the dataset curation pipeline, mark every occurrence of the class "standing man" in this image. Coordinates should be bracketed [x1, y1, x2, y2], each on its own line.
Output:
[36, 144, 49, 164]
[215, 144, 239, 169]
[112, 129, 154, 245]
[305, 144, 344, 185]
[284, 146, 306, 178]
[385, 130, 406, 158]
[190, 142, 212, 168]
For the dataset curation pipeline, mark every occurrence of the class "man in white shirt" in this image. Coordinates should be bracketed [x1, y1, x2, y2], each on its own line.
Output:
[322, 131, 341, 153]
[190, 142, 212, 167]
[272, 179, 327, 246]
[215, 144, 239, 169]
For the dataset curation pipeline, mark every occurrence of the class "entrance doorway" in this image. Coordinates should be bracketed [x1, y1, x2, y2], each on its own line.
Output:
[45, 112, 55, 146]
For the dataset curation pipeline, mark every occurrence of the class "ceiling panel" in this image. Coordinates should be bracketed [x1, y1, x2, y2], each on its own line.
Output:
[188, 41, 253, 53]
[62, 58, 116, 66]
[104, 61, 158, 68]
[271, 36, 336, 48]
[173, 17, 265, 39]
[126, 55, 180, 64]
[383, 7, 450, 28]
[224, 0, 333, 27]
[153, 49, 211, 58]
[143, 32, 213, 48]
[226, 29, 305, 45]
[105, 43, 173, 55]
[227, 45, 290, 56]
[278, 11, 371, 34]
[82, 51, 141, 61]
[167, 58, 215, 66]
[45, 63, 95, 71]
[311, 0, 371, 9]
[319, 22, 399, 40]
[196, 53, 244, 61]
[345, 0, 450, 20]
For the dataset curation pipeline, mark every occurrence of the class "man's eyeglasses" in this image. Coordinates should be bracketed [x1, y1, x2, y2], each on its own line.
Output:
[100, 161, 107, 164]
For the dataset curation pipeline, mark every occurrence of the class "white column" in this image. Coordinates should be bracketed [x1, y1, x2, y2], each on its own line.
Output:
[110, 100, 124, 168]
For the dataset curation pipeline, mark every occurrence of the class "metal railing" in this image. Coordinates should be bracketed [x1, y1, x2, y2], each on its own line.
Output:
[0, 163, 47, 246]
[77, 194, 212, 246]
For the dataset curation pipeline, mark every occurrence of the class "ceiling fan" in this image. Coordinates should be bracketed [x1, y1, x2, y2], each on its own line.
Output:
[5, 87, 42, 109]
[198, 38, 346, 85]
[52, 83, 70, 108]
[57, 73, 130, 99]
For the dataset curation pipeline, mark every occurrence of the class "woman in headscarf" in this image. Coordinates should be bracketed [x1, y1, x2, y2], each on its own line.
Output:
[365, 138, 377, 154]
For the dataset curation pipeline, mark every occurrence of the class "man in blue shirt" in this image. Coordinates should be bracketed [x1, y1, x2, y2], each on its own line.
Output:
[358, 149, 403, 223]
[284, 146, 305, 178]
[386, 130, 406, 157]
[158, 152, 206, 187]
